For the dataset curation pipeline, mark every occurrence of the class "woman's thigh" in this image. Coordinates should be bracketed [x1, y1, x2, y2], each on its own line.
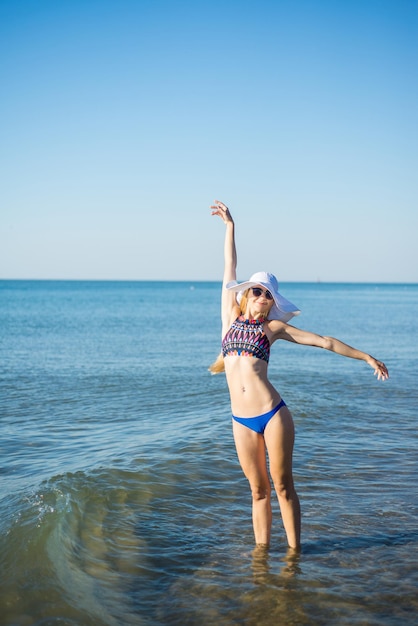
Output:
[263, 405, 295, 481]
[232, 420, 269, 488]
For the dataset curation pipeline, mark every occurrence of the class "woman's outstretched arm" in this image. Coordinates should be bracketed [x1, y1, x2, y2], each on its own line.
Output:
[270, 322, 389, 380]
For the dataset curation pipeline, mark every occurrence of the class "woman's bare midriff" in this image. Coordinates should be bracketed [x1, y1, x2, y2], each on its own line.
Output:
[224, 355, 282, 417]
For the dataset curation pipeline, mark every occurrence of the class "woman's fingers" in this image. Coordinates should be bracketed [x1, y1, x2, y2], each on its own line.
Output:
[374, 360, 389, 380]
[210, 200, 232, 222]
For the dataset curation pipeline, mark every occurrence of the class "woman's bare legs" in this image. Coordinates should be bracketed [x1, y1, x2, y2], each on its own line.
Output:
[264, 405, 301, 549]
[232, 420, 272, 545]
[232, 404, 301, 549]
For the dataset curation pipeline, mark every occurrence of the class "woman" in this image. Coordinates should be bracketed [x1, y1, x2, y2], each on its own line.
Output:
[210, 200, 389, 551]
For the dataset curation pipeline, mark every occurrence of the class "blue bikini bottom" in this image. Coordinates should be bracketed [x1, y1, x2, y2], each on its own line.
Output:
[232, 398, 286, 434]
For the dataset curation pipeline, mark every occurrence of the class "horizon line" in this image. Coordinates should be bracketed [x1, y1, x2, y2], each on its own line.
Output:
[1, 278, 417, 286]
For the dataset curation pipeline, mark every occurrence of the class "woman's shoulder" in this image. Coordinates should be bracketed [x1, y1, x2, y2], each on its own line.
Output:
[264, 318, 288, 342]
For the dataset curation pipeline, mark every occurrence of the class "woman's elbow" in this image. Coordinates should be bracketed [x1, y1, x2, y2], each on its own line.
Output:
[322, 336, 334, 351]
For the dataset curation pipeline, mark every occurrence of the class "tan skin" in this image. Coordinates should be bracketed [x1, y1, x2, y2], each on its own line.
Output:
[211, 200, 389, 550]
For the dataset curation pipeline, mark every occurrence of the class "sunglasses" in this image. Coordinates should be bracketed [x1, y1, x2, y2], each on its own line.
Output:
[251, 287, 274, 301]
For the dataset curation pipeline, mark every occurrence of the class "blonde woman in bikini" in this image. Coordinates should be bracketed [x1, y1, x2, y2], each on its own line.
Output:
[210, 200, 389, 551]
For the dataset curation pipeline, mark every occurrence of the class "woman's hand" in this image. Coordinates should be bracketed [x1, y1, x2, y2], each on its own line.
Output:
[211, 200, 233, 224]
[367, 357, 389, 381]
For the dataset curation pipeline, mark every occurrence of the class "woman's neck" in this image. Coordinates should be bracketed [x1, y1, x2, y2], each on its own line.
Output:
[243, 309, 265, 321]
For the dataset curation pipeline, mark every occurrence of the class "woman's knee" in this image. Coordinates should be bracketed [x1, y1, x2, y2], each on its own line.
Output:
[249, 481, 271, 501]
[272, 475, 295, 501]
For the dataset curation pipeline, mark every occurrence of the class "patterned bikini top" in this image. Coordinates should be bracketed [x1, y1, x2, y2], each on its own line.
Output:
[222, 316, 270, 363]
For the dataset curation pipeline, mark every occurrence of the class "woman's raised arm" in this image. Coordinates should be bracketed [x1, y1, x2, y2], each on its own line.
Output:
[211, 200, 236, 283]
[211, 200, 239, 328]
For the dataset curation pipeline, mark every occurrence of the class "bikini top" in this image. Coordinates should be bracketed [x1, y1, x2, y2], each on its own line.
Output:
[222, 316, 270, 363]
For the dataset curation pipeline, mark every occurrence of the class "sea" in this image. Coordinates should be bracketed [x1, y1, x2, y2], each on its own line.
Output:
[0, 280, 417, 626]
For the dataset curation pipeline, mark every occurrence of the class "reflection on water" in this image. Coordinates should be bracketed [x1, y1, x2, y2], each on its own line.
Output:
[251, 544, 302, 585]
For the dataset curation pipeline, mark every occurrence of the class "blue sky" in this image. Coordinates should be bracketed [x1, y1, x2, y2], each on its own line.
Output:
[1, 0, 417, 282]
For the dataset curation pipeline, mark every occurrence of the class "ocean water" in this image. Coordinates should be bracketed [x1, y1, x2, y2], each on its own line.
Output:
[0, 280, 417, 626]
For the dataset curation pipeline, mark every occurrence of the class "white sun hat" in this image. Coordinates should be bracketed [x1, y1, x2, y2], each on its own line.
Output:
[226, 271, 300, 322]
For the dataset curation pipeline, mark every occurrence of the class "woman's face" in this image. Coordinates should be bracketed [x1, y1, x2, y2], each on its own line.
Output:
[247, 286, 274, 317]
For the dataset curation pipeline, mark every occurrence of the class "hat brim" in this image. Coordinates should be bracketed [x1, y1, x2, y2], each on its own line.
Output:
[226, 280, 300, 323]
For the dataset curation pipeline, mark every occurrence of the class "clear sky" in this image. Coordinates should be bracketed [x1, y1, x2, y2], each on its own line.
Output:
[1, 0, 417, 282]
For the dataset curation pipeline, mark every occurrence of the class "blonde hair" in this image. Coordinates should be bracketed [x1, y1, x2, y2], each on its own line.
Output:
[208, 292, 249, 374]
